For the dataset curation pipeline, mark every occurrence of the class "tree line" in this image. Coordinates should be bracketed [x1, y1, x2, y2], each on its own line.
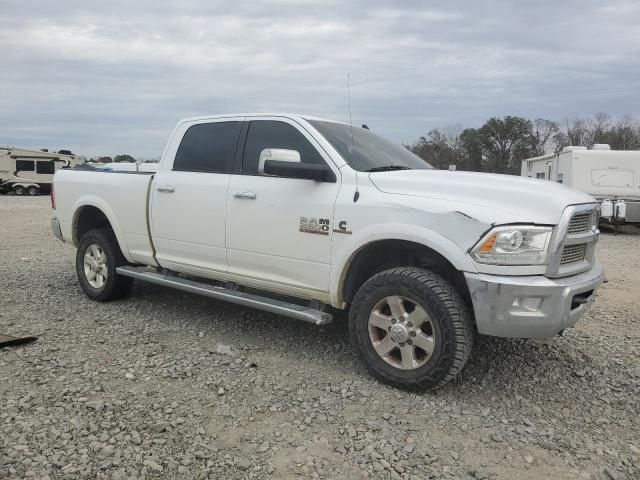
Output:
[406, 113, 640, 175]
[88, 155, 158, 163]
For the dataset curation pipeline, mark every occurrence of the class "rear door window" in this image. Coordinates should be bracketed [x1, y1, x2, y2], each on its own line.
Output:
[173, 121, 242, 173]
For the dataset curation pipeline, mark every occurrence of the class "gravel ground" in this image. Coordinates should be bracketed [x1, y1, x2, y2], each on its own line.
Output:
[1, 196, 639, 480]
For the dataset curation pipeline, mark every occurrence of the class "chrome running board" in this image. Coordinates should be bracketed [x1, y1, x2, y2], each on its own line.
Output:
[116, 266, 333, 325]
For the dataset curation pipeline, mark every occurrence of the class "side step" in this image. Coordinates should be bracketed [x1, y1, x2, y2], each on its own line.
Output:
[116, 266, 333, 325]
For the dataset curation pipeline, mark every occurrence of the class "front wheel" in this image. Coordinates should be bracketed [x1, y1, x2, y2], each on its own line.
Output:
[76, 229, 133, 301]
[350, 267, 474, 390]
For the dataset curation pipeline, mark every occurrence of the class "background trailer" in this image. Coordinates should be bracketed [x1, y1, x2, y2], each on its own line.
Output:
[521, 144, 640, 225]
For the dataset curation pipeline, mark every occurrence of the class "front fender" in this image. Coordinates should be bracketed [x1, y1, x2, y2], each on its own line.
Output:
[329, 223, 478, 307]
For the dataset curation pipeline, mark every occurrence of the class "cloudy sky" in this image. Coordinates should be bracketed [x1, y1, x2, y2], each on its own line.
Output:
[1, 0, 639, 158]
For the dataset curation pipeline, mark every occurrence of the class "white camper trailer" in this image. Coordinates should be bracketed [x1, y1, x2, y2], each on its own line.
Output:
[521, 145, 640, 226]
[0, 148, 81, 195]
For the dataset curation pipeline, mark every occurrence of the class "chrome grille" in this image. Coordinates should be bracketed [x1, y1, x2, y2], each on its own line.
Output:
[560, 244, 587, 265]
[567, 213, 592, 234]
[547, 204, 599, 277]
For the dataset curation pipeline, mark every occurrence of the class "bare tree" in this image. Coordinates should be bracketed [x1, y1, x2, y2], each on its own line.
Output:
[589, 112, 612, 145]
[529, 118, 559, 156]
[554, 117, 591, 151]
[609, 115, 640, 150]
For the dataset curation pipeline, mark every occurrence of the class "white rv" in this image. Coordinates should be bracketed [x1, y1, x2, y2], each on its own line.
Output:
[0, 148, 81, 195]
[521, 145, 640, 225]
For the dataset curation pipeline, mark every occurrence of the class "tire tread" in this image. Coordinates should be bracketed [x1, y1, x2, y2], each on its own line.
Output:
[76, 228, 133, 301]
[350, 267, 474, 390]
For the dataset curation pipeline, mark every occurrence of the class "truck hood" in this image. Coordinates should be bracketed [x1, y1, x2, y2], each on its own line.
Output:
[369, 169, 596, 225]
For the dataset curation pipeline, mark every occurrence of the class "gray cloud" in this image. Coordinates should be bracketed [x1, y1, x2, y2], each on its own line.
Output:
[1, 0, 639, 157]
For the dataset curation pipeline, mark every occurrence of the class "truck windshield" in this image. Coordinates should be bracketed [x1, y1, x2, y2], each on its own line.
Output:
[308, 120, 432, 172]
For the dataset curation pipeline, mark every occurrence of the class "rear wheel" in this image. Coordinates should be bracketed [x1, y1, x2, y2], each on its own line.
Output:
[76, 229, 133, 301]
[13, 186, 25, 195]
[350, 267, 474, 390]
[27, 186, 40, 196]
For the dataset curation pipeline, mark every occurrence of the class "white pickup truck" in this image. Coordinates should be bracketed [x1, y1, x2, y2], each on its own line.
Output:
[51, 113, 605, 390]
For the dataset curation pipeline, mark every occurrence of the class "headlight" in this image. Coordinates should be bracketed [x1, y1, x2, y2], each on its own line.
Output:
[471, 226, 553, 265]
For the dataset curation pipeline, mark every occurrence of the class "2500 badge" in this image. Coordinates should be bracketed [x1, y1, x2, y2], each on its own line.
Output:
[299, 217, 352, 235]
[299, 217, 330, 235]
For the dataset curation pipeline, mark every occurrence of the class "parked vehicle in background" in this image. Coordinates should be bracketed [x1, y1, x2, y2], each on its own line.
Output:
[51, 113, 605, 390]
[0, 148, 82, 195]
[522, 145, 640, 226]
[96, 162, 159, 173]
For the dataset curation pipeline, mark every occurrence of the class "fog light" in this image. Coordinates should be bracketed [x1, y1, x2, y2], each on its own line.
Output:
[512, 297, 543, 311]
[520, 297, 543, 311]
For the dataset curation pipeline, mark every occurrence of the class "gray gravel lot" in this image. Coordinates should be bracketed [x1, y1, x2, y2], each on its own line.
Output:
[1, 196, 639, 480]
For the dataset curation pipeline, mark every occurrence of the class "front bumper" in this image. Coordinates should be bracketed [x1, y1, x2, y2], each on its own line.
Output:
[51, 216, 64, 242]
[465, 262, 605, 338]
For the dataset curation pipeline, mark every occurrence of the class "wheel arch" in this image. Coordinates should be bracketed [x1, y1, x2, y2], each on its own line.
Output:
[332, 228, 477, 310]
[71, 198, 132, 262]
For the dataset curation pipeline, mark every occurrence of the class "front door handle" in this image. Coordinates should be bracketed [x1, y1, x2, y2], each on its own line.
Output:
[233, 191, 257, 199]
[156, 185, 176, 193]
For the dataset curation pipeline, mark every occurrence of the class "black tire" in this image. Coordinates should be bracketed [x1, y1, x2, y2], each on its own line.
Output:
[350, 267, 474, 390]
[76, 228, 133, 301]
[27, 186, 40, 196]
[13, 186, 25, 196]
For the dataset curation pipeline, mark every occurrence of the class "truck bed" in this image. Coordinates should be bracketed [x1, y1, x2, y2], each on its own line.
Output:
[53, 169, 157, 265]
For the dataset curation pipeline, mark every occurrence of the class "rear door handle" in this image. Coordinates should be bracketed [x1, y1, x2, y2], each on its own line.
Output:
[156, 185, 176, 193]
[233, 191, 257, 199]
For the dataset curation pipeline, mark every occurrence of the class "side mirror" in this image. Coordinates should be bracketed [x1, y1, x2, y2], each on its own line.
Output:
[263, 160, 336, 182]
[258, 148, 300, 174]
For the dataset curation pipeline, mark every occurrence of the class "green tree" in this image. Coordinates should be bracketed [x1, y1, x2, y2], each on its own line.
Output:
[459, 128, 485, 172]
[114, 154, 136, 163]
[478, 116, 532, 174]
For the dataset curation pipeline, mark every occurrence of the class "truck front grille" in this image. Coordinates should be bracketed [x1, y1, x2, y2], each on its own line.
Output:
[546, 204, 599, 277]
[567, 213, 592, 234]
[560, 244, 587, 265]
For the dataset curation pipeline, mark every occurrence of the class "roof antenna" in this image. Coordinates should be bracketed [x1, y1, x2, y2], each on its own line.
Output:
[348, 73, 360, 203]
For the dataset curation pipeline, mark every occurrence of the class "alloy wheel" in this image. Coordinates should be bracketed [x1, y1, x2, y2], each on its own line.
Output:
[83, 243, 108, 288]
[368, 295, 435, 370]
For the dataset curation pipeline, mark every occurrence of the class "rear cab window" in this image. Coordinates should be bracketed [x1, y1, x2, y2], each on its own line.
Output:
[173, 121, 242, 173]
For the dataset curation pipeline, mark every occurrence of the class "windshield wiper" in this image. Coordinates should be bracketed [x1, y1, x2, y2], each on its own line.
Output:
[365, 165, 412, 172]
